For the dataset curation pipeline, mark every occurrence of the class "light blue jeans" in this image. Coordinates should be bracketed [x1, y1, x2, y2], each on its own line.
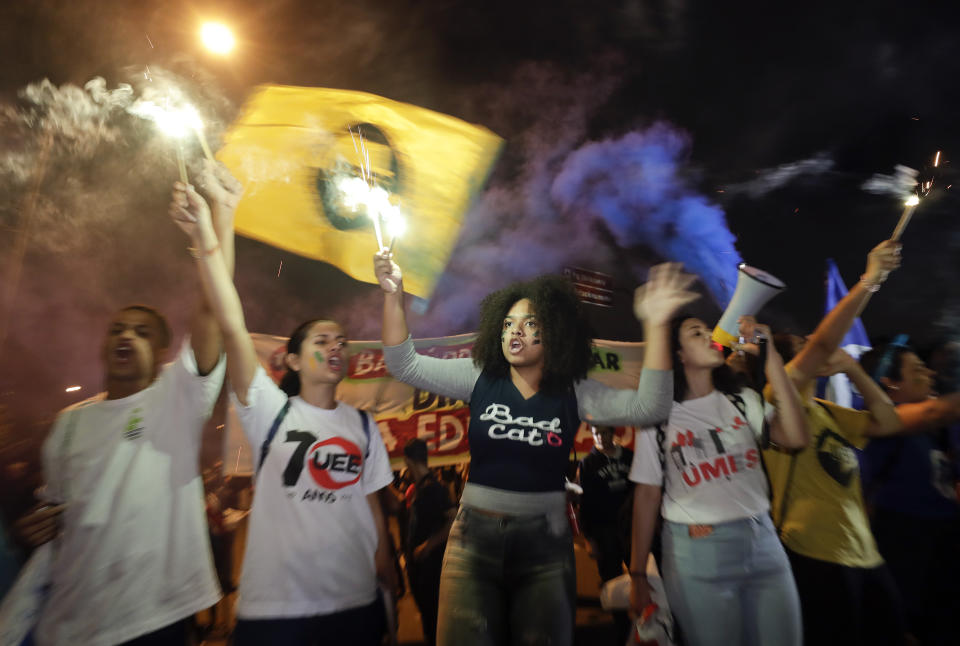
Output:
[435, 506, 576, 646]
[661, 514, 802, 646]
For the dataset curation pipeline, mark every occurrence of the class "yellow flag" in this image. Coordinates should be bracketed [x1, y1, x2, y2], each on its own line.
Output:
[218, 85, 503, 298]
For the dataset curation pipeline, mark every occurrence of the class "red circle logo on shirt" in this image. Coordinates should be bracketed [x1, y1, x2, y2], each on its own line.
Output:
[306, 437, 363, 490]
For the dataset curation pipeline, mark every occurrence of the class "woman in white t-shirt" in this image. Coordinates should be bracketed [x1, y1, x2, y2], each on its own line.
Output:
[628, 316, 808, 646]
[169, 182, 397, 646]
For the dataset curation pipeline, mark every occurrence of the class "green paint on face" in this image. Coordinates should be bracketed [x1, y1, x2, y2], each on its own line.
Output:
[313, 351, 325, 367]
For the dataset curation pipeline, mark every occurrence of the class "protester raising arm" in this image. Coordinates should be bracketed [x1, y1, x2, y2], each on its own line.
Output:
[817, 348, 902, 436]
[375, 250, 406, 346]
[893, 390, 960, 432]
[188, 161, 243, 376]
[787, 240, 901, 390]
[739, 318, 808, 450]
[375, 252, 696, 426]
[859, 344, 960, 432]
[633, 263, 699, 372]
[374, 249, 479, 402]
[169, 177, 263, 405]
[575, 263, 697, 426]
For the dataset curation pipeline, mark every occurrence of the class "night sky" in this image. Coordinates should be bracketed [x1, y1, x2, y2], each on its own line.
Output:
[1, 0, 958, 458]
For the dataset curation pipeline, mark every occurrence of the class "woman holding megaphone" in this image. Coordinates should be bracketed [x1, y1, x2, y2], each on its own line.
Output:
[374, 253, 697, 646]
[628, 314, 808, 646]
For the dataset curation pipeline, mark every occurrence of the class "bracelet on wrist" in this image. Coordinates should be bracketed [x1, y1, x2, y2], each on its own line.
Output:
[629, 570, 647, 578]
[188, 243, 221, 259]
[859, 274, 882, 293]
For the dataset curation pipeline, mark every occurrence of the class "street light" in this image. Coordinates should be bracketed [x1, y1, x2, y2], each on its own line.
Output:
[200, 22, 235, 55]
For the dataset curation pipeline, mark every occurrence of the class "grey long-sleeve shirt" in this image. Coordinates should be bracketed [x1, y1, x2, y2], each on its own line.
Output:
[384, 336, 672, 514]
[383, 336, 673, 427]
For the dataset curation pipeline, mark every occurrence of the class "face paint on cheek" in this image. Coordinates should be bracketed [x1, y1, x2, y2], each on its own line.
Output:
[312, 351, 325, 368]
[532, 330, 541, 346]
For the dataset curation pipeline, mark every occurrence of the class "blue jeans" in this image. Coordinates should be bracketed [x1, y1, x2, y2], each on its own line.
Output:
[436, 506, 575, 646]
[661, 514, 802, 646]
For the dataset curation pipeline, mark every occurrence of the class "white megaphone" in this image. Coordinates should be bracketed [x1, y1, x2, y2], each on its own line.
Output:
[712, 264, 786, 348]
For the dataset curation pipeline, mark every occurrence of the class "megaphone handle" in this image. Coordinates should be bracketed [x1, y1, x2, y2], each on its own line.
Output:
[754, 337, 768, 391]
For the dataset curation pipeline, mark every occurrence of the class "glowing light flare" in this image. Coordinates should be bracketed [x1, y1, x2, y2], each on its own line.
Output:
[933, 150, 941, 168]
[201, 22, 235, 55]
[132, 101, 214, 177]
[334, 176, 407, 251]
[385, 211, 407, 240]
[132, 101, 191, 139]
[341, 127, 409, 252]
[180, 104, 216, 161]
[65, 386, 81, 393]
[904, 195, 920, 206]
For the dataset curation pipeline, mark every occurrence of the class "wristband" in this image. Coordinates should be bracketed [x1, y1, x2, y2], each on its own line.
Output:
[188, 244, 221, 259]
[629, 570, 647, 578]
[859, 274, 882, 293]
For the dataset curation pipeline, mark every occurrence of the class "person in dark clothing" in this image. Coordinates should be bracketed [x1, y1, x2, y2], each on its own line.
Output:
[578, 424, 634, 642]
[860, 343, 960, 646]
[579, 425, 634, 581]
[402, 439, 454, 646]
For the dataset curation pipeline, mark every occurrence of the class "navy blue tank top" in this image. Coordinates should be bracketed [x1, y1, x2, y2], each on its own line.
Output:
[466, 371, 580, 492]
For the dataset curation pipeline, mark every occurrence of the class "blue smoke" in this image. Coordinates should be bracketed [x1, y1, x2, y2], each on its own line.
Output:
[550, 123, 741, 304]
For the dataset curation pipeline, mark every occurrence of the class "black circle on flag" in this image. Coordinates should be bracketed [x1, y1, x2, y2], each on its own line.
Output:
[314, 123, 403, 231]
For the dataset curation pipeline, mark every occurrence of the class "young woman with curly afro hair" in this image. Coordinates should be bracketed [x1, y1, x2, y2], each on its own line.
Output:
[374, 253, 698, 646]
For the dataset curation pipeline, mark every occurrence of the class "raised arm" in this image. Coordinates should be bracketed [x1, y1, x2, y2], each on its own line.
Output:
[375, 250, 480, 401]
[634, 262, 699, 372]
[188, 161, 241, 375]
[763, 331, 809, 450]
[819, 349, 902, 437]
[740, 318, 808, 449]
[374, 250, 408, 346]
[894, 392, 960, 433]
[169, 173, 259, 405]
[787, 240, 900, 390]
[577, 263, 698, 426]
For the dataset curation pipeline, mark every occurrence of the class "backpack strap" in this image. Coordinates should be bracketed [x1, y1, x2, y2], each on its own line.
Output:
[725, 389, 774, 502]
[257, 400, 291, 477]
[258, 403, 373, 479]
[772, 395, 836, 533]
[725, 390, 770, 449]
[775, 400, 836, 532]
[774, 451, 799, 533]
[358, 408, 372, 460]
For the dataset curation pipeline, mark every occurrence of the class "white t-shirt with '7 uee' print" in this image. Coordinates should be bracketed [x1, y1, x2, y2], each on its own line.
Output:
[232, 367, 394, 619]
[37, 342, 225, 646]
[630, 389, 772, 525]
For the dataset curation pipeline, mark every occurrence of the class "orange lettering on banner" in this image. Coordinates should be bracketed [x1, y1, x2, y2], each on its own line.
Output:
[377, 408, 473, 460]
[349, 349, 388, 379]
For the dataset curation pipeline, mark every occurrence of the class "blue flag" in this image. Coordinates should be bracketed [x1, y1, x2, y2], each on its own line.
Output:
[816, 259, 872, 409]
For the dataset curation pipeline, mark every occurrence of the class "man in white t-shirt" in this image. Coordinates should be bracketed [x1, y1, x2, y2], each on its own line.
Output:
[12, 162, 242, 646]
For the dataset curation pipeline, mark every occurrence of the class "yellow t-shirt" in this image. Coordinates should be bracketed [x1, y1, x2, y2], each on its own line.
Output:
[764, 398, 883, 568]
